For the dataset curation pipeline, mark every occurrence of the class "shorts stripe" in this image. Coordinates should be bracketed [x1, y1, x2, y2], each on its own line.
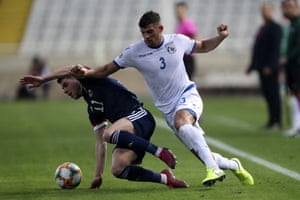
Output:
[128, 107, 147, 122]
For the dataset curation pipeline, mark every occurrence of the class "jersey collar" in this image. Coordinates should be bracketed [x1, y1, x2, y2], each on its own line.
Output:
[147, 35, 165, 49]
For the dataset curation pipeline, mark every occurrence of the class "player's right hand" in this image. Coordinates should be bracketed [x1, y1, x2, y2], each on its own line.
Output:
[70, 64, 87, 79]
[19, 75, 44, 88]
[90, 176, 103, 189]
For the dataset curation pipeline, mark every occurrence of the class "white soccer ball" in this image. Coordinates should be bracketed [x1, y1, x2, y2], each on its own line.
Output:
[55, 162, 82, 189]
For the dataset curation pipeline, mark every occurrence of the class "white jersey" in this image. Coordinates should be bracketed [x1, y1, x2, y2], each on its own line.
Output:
[114, 34, 196, 114]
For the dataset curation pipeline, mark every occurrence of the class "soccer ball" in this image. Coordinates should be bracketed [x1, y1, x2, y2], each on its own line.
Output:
[55, 162, 82, 189]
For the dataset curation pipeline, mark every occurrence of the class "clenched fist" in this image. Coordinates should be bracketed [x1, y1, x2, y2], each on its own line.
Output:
[217, 24, 229, 38]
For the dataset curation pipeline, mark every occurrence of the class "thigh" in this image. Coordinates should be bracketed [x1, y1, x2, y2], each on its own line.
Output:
[165, 87, 203, 131]
[176, 87, 203, 119]
[130, 108, 155, 140]
[106, 117, 136, 134]
[107, 107, 155, 137]
[174, 109, 195, 130]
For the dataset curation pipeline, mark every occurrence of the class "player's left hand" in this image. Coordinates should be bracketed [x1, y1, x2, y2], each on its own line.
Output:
[90, 176, 103, 189]
[217, 24, 229, 38]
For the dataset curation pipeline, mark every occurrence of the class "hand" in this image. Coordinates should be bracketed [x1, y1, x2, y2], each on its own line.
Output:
[217, 24, 229, 38]
[19, 75, 44, 88]
[90, 176, 103, 189]
[70, 64, 87, 79]
[262, 66, 272, 76]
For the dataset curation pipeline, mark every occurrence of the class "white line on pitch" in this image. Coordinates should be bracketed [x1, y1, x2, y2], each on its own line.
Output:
[215, 115, 254, 131]
[155, 117, 300, 182]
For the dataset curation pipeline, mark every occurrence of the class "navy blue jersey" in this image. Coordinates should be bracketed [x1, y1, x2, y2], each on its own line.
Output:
[80, 77, 142, 127]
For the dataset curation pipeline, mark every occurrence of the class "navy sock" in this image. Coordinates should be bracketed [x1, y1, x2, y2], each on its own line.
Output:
[110, 130, 158, 155]
[117, 166, 161, 183]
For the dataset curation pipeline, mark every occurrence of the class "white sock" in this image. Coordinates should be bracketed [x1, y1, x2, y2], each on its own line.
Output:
[160, 173, 167, 184]
[155, 147, 162, 157]
[291, 96, 300, 129]
[212, 152, 238, 171]
[176, 124, 219, 169]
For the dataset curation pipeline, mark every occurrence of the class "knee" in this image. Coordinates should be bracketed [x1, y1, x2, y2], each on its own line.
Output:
[174, 117, 187, 131]
[174, 111, 195, 131]
[103, 130, 113, 142]
[111, 165, 126, 178]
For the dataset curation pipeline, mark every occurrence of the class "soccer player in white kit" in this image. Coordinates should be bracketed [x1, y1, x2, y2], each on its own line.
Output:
[71, 11, 254, 187]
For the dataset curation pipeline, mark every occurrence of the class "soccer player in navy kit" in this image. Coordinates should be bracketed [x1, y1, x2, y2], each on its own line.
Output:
[20, 67, 188, 189]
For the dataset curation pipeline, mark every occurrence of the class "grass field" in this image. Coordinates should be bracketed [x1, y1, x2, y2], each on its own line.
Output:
[1, 96, 300, 200]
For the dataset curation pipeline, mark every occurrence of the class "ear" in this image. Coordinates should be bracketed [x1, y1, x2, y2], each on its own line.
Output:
[159, 25, 164, 32]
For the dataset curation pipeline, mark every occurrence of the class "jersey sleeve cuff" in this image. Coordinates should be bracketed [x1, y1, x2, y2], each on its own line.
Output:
[93, 121, 108, 131]
[190, 40, 196, 54]
[113, 60, 125, 69]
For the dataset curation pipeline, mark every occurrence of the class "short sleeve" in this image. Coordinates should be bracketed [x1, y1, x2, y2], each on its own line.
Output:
[88, 108, 108, 131]
[113, 46, 134, 68]
[176, 34, 196, 55]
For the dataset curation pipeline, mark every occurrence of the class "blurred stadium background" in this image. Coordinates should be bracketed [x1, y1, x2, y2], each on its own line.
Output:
[0, 0, 283, 100]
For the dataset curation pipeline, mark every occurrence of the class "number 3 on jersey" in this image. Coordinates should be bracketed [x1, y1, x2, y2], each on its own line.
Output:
[159, 57, 166, 69]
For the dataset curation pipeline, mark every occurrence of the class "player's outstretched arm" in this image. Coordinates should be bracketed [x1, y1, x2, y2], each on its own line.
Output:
[42, 65, 75, 82]
[19, 65, 74, 87]
[193, 24, 229, 53]
[71, 62, 119, 79]
[90, 128, 107, 189]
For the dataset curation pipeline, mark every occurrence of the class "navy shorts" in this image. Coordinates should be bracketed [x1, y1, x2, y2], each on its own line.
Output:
[114, 107, 156, 165]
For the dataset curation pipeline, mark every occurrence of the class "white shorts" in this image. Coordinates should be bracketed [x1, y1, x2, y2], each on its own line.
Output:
[163, 86, 203, 132]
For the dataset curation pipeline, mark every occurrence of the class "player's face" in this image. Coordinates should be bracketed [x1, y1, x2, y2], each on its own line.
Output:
[60, 77, 83, 99]
[140, 23, 163, 47]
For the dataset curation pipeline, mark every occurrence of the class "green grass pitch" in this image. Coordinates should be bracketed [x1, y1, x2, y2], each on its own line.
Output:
[1, 96, 300, 200]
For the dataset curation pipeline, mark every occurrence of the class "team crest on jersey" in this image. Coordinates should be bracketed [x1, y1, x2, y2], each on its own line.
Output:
[165, 42, 176, 54]
[88, 89, 93, 97]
